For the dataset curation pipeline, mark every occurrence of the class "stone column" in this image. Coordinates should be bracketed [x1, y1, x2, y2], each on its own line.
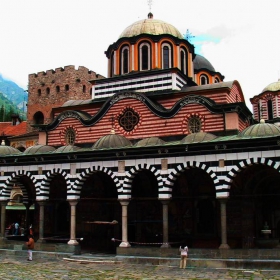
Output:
[160, 199, 170, 248]
[219, 199, 230, 249]
[0, 201, 7, 238]
[68, 200, 79, 245]
[119, 200, 131, 247]
[37, 201, 46, 243]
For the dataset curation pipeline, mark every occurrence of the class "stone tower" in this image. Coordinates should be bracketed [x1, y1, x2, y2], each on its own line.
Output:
[27, 65, 103, 132]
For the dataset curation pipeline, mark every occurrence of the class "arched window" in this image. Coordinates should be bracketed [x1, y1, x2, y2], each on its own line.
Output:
[65, 85, 69, 91]
[139, 42, 151, 71]
[33, 111, 44, 125]
[162, 43, 172, 69]
[38, 89, 41, 96]
[120, 46, 129, 74]
[180, 48, 188, 75]
[267, 99, 273, 120]
[56, 86, 60, 93]
[83, 85, 86, 93]
[46, 87, 50, 94]
[258, 102, 261, 121]
[110, 52, 115, 77]
[65, 127, 76, 145]
[214, 78, 220, 83]
[200, 75, 209, 85]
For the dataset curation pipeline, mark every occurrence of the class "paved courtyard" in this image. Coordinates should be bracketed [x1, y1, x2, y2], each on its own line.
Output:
[0, 256, 280, 280]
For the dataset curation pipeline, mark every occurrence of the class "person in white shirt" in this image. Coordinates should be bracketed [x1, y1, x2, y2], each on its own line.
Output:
[179, 245, 188, 269]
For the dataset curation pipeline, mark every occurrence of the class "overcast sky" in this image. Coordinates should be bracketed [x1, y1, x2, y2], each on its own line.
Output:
[1, 0, 280, 110]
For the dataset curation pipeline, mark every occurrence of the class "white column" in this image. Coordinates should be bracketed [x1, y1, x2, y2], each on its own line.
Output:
[119, 200, 131, 247]
[68, 200, 79, 245]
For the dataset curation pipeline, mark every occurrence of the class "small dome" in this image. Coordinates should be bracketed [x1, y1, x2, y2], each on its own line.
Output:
[92, 131, 132, 149]
[0, 141, 21, 155]
[135, 137, 165, 147]
[53, 145, 81, 153]
[262, 79, 280, 93]
[181, 132, 217, 144]
[238, 120, 280, 138]
[119, 15, 184, 39]
[193, 54, 215, 72]
[23, 144, 56, 155]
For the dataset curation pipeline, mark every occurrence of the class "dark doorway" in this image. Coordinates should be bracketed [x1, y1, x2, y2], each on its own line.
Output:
[77, 171, 120, 253]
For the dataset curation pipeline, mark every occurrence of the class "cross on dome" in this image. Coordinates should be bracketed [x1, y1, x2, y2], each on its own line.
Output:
[147, 0, 153, 12]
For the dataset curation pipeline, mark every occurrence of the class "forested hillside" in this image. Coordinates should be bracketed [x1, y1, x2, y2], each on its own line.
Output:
[0, 74, 27, 120]
[0, 92, 25, 121]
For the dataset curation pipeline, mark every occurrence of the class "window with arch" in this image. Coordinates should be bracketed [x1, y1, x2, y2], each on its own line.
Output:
[267, 99, 273, 120]
[65, 127, 76, 145]
[33, 111, 44, 125]
[83, 85, 86, 93]
[110, 51, 115, 77]
[65, 84, 69, 91]
[214, 78, 220, 83]
[139, 42, 151, 71]
[38, 89, 41, 96]
[187, 115, 202, 133]
[120, 46, 129, 74]
[162, 43, 172, 69]
[180, 48, 188, 76]
[56, 85, 60, 93]
[118, 108, 139, 132]
[257, 102, 261, 121]
[200, 75, 209, 85]
[46, 87, 50, 94]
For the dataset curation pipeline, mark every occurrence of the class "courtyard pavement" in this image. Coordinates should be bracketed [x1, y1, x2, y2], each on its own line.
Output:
[0, 255, 280, 280]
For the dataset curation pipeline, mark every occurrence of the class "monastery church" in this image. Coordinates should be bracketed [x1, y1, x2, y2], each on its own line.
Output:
[1, 11, 280, 255]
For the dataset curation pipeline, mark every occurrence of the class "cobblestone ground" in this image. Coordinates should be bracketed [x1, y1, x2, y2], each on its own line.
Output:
[0, 257, 280, 280]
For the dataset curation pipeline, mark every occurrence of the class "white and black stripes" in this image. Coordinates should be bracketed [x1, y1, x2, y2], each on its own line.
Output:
[1, 154, 280, 202]
[224, 157, 280, 191]
[122, 163, 163, 199]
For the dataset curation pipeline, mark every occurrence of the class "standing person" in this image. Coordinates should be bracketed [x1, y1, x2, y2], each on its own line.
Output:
[179, 245, 188, 269]
[14, 222, 19, 235]
[29, 224, 33, 236]
[25, 234, 35, 261]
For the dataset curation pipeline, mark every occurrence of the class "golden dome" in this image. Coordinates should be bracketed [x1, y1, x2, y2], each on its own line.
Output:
[262, 79, 280, 93]
[119, 13, 184, 39]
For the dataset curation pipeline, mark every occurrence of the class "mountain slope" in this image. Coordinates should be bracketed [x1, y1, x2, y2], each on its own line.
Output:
[0, 74, 27, 119]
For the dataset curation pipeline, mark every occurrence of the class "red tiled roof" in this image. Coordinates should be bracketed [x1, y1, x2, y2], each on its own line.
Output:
[0, 121, 27, 136]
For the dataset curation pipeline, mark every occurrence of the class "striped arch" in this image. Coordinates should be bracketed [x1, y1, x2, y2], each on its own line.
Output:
[224, 157, 280, 193]
[37, 168, 70, 200]
[122, 163, 163, 198]
[68, 165, 120, 200]
[1, 170, 37, 203]
[164, 161, 219, 197]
